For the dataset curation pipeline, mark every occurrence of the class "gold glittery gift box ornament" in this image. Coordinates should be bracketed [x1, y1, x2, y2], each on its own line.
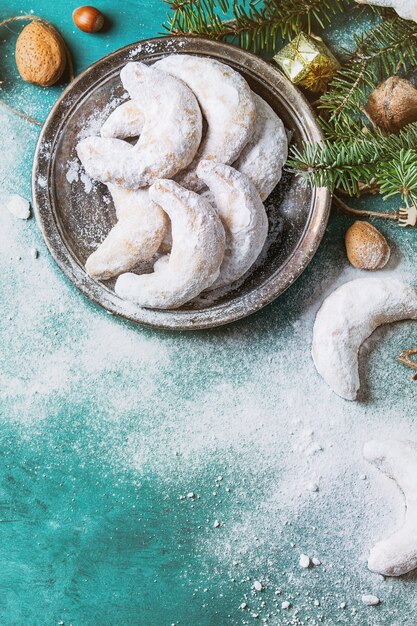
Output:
[273, 32, 340, 93]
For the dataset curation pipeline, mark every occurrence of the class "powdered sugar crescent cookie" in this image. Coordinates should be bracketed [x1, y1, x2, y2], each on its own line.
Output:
[115, 179, 226, 309]
[233, 94, 288, 200]
[85, 185, 168, 280]
[99, 94, 287, 201]
[356, 0, 417, 22]
[154, 54, 256, 191]
[101, 101, 144, 139]
[364, 439, 417, 577]
[196, 160, 268, 290]
[312, 277, 417, 400]
[76, 62, 202, 188]
[102, 88, 286, 200]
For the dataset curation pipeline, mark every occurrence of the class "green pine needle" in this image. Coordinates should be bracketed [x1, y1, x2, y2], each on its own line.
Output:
[290, 13, 417, 205]
[162, 3, 417, 206]
[163, 0, 351, 52]
[288, 124, 417, 204]
[320, 16, 417, 128]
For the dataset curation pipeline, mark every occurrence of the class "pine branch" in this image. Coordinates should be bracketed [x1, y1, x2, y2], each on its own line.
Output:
[288, 123, 417, 203]
[320, 16, 417, 129]
[379, 149, 417, 207]
[163, 0, 352, 52]
[292, 14, 417, 203]
[163, 2, 417, 207]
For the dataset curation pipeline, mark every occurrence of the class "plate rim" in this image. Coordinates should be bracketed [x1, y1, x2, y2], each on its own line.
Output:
[32, 35, 331, 331]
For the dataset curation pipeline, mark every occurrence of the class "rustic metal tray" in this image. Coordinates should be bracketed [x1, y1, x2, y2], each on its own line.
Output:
[32, 36, 330, 330]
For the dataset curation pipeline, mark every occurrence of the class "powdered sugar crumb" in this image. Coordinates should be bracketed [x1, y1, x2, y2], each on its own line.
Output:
[66, 159, 80, 184]
[4, 193, 31, 219]
[80, 171, 94, 193]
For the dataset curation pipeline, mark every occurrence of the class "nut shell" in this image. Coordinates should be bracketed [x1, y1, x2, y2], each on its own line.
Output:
[367, 76, 417, 134]
[72, 6, 105, 33]
[345, 221, 390, 271]
[15, 21, 67, 87]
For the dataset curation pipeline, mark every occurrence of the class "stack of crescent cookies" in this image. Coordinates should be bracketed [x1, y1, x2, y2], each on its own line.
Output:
[76, 54, 288, 310]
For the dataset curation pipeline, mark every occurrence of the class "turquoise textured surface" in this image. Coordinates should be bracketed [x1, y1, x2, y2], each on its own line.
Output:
[1, 2, 417, 625]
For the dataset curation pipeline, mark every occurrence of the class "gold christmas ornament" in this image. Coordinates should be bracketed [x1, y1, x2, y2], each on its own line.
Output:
[273, 32, 340, 93]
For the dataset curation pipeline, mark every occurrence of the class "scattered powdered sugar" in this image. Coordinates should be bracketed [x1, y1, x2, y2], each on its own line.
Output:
[3, 200, 417, 621]
[66, 158, 81, 184]
[126, 39, 187, 60]
[80, 171, 94, 193]
[76, 95, 127, 141]
[128, 44, 144, 58]
[66, 157, 95, 192]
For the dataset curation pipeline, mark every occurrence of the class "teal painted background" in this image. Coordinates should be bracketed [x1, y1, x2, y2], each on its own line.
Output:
[1, 2, 417, 625]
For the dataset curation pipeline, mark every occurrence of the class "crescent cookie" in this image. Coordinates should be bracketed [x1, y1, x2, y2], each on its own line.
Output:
[100, 92, 287, 201]
[233, 94, 288, 201]
[101, 101, 144, 139]
[364, 439, 417, 577]
[85, 185, 168, 280]
[197, 160, 268, 290]
[76, 62, 202, 188]
[355, 0, 417, 22]
[312, 277, 417, 400]
[115, 180, 226, 309]
[154, 54, 256, 191]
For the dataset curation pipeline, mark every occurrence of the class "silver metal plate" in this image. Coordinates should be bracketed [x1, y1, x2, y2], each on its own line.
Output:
[32, 36, 330, 330]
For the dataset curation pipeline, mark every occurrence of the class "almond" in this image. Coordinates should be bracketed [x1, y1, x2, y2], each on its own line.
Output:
[345, 221, 390, 271]
[15, 21, 67, 87]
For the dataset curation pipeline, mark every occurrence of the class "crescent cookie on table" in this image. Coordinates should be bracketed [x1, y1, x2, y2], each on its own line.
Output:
[115, 180, 226, 309]
[76, 62, 202, 188]
[153, 54, 256, 191]
[197, 161, 268, 290]
[312, 277, 417, 400]
[233, 94, 288, 201]
[85, 185, 168, 280]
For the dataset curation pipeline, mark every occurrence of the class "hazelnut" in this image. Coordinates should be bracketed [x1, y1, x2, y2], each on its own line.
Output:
[73, 6, 105, 33]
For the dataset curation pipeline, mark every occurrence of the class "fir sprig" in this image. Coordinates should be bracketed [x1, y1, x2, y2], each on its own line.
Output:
[289, 14, 417, 205]
[163, 0, 351, 52]
[288, 123, 417, 204]
[320, 16, 417, 129]
[162, 2, 417, 206]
